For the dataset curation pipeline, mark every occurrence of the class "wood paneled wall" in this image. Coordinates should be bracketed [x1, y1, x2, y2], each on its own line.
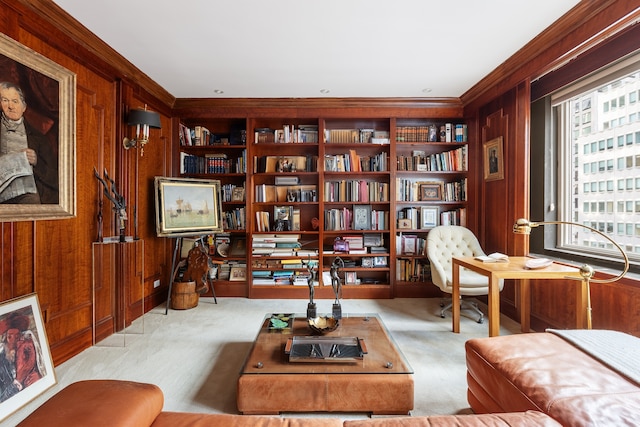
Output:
[465, 2, 640, 336]
[0, 1, 175, 364]
[1, 0, 640, 370]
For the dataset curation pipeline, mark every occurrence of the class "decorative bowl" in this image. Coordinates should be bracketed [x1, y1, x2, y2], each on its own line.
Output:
[308, 316, 339, 334]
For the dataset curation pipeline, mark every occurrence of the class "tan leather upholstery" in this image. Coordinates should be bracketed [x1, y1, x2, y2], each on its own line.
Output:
[18, 378, 561, 426]
[17, 380, 163, 427]
[237, 373, 414, 415]
[152, 412, 343, 427]
[344, 411, 561, 426]
[466, 332, 640, 426]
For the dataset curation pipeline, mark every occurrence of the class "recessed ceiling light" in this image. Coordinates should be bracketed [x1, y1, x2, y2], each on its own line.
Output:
[320, 89, 330, 94]
[422, 88, 432, 94]
[213, 89, 224, 94]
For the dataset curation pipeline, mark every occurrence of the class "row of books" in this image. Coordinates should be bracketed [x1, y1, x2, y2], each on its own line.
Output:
[180, 151, 247, 174]
[395, 124, 467, 143]
[323, 180, 390, 203]
[442, 179, 467, 202]
[323, 151, 388, 172]
[396, 145, 467, 172]
[395, 179, 440, 202]
[221, 184, 245, 202]
[253, 155, 317, 173]
[179, 123, 246, 146]
[254, 184, 318, 203]
[324, 208, 389, 231]
[255, 125, 319, 144]
[397, 207, 428, 230]
[222, 207, 246, 230]
[395, 234, 427, 256]
[395, 258, 430, 282]
[324, 129, 390, 144]
[440, 207, 467, 226]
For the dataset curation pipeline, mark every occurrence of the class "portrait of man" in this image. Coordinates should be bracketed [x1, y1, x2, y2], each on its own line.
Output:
[489, 148, 499, 174]
[0, 52, 60, 205]
[484, 136, 504, 181]
[0, 82, 58, 204]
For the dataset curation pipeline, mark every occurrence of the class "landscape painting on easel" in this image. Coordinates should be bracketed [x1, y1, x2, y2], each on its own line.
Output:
[154, 177, 223, 237]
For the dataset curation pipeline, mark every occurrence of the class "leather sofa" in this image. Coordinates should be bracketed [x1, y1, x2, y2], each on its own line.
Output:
[466, 330, 640, 426]
[17, 379, 560, 426]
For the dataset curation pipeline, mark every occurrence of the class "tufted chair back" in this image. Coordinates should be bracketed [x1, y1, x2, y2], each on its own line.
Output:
[427, 225, 503, 296]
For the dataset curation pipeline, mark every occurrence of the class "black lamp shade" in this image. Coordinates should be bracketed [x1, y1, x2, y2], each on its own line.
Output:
[127, 109, 161, 129]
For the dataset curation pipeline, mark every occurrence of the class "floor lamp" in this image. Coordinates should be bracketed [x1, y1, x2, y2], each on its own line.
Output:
[513, 218, 629, 329]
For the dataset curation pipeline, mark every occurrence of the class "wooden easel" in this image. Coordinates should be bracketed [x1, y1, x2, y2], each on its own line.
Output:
[165, 236, 219, 314]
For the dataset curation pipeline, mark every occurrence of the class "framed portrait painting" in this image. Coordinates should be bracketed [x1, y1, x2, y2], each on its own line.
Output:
[0, 294, 56, 422]
[0, 33, 76, 221]
[483, 136, 504, 181]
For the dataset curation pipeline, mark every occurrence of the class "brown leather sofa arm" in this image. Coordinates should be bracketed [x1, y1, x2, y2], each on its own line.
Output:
[152, 412, 343, 427]
[343, 411, 561, 426]
[17, 380, 164, 427]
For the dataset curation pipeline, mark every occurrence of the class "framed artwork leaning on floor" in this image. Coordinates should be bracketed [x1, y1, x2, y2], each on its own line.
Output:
[0, 294, 56, 422]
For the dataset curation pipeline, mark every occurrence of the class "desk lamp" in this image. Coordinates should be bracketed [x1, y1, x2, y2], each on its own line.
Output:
[513, 218, 629, 329]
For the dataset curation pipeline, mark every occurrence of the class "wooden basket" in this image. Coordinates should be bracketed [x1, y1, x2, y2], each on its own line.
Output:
[171, 281, 199, 310]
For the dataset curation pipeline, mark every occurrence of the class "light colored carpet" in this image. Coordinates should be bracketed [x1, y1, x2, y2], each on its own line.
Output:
[8, 297, 520, 425]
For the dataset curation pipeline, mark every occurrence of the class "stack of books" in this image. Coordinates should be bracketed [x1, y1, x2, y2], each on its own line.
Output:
[252, 234, 301, 257]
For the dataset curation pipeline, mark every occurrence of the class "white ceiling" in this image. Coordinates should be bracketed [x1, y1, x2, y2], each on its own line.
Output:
[52, 0, 581, 99]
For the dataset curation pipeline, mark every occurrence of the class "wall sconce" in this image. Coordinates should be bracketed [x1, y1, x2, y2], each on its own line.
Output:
[123, 107, 161, 156]
[513, 218, 629, 329]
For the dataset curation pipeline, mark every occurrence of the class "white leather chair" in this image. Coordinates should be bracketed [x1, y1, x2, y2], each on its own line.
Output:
[426, 225, 504, 323]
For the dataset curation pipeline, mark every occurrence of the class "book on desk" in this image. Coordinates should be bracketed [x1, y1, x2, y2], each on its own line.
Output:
[474, 252, 509, 263]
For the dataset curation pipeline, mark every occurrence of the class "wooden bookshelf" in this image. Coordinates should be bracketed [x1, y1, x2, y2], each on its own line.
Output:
[174, 103, 467, 299]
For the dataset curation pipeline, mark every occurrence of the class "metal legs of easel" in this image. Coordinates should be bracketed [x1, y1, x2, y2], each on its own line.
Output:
[165, 237, 183, 314]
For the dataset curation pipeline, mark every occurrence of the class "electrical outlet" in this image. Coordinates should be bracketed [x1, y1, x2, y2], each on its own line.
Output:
[153, 279, 161, 288]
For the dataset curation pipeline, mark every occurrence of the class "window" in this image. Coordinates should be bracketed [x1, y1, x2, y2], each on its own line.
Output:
[537, 52, 640, 266]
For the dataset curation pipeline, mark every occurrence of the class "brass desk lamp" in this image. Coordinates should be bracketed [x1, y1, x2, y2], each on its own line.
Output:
[513, 218, 629, 329]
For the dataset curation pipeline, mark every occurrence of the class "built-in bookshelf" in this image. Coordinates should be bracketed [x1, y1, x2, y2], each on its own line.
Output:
[178, 118, 249, 297]
[176, 113, 469, 299]
[393, 119, 468, 293]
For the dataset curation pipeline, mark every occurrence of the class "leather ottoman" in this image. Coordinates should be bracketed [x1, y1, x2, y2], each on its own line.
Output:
[465, 331, 640, 426]
[237, 373, 413, 415]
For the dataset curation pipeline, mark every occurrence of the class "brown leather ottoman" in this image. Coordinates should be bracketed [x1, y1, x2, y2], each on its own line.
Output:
[238, 372, 413, 415]
[237, 315, 414, 415]
[465, 332, 640, 426]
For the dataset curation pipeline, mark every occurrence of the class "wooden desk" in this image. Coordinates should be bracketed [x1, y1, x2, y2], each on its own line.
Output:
[452, 256, 586, 337]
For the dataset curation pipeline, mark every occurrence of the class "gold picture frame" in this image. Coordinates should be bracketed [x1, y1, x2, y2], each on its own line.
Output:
[0, 294, 56, 422]
[419, 181, 443, 201]
[0, 33, 76, 221]
[154, 177, 224, 237]
[484, 136, 504, 181]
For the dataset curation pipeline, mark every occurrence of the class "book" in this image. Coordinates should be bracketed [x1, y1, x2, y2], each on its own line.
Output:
[474, 252, 509, 263]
